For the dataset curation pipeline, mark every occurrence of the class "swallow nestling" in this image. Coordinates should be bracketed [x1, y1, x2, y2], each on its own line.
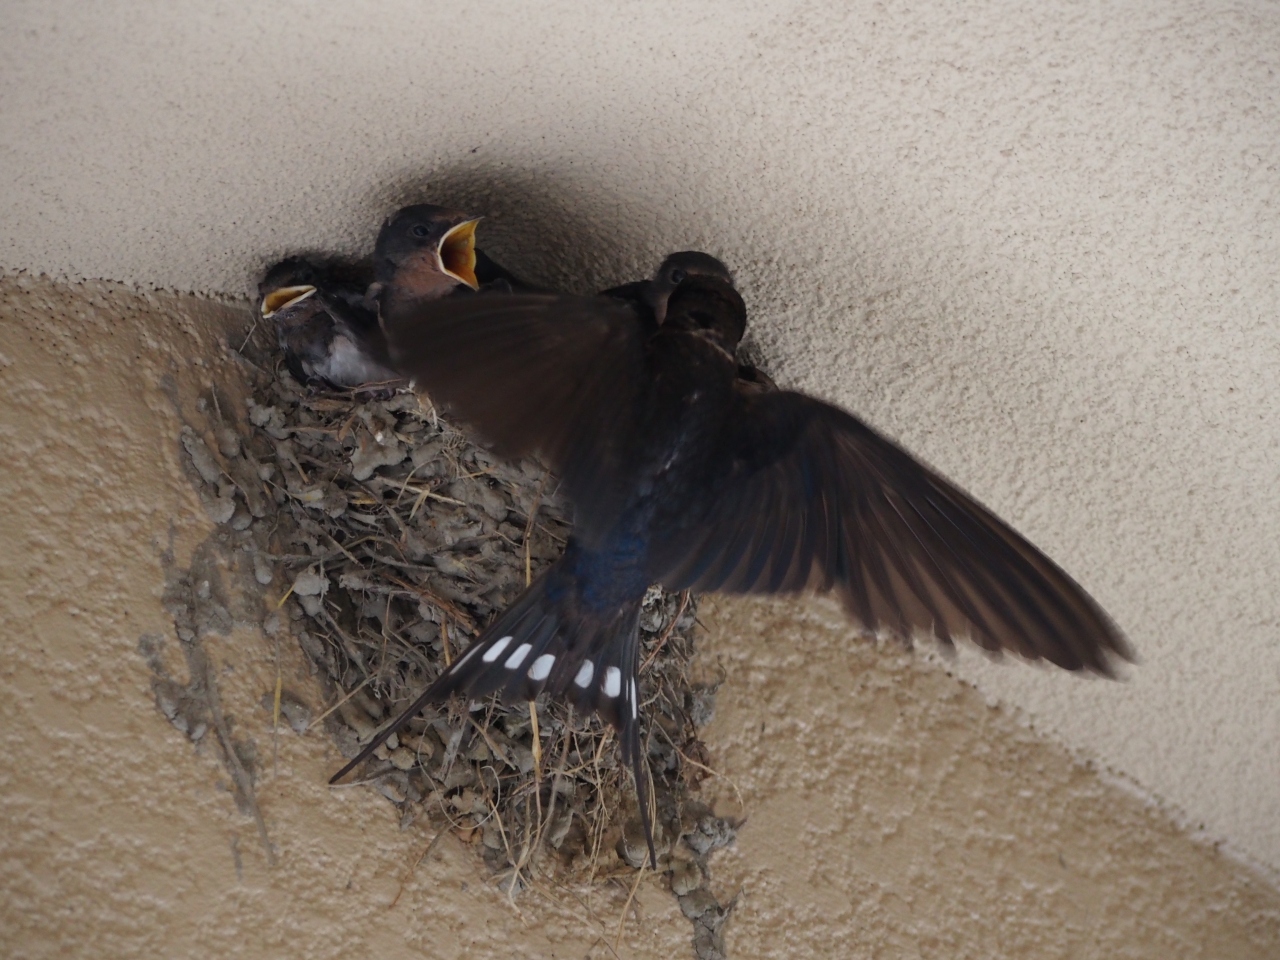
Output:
[330, 255, 1130, 867]
[371, 204, 549, 315]
[259, 257, 400, 389]
[260, 205, 498, 389]
[368, 203, 488, 313]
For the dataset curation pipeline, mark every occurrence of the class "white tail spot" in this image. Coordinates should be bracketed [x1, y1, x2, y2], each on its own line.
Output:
[528, 654, 555, 682]
[482, 635, 514, 663]
[574, 660, 594, 688]
[604, 666, 622, 699]
[629, 679, 638, 719]
[504, 643, 532, 670]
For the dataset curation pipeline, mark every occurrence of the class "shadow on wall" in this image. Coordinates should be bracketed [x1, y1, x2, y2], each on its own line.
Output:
[247, 156, 686, 298]
[362, 157, 719, 294]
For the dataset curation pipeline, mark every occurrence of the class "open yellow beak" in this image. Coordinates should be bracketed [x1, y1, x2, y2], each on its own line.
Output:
[261, 284, 317, 318]
[437, 218, 480, 290]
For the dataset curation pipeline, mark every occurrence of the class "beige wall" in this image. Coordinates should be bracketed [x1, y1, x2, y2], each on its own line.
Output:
[3, 1, 1279, 879]
[3, 0, 1280, 953]
[2, 273, 1276, 957]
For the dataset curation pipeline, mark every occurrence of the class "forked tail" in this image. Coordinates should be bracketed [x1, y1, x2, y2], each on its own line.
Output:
[328, 554, 656, 866]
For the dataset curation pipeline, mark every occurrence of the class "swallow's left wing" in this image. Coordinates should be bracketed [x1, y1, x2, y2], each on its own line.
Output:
[648, 390, 1130, 674]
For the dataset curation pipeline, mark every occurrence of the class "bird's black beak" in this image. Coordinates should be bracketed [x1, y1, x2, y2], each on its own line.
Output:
[437, 219, 481, 290]
[261, 285, 317, 318]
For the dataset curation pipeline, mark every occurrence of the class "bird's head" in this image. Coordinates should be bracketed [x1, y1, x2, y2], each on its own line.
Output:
[258, 257, 320, 318]
[661, 272, 748, 357]
[645, 251, 733, 327]
[374, 204, 481, 296]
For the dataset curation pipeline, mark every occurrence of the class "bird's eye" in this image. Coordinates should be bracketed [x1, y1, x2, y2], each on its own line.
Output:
[410, 224, 430, 239]
[669, 268, 687, 284]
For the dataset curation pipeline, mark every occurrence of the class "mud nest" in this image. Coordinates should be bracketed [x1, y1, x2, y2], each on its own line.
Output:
[187, 349, 740, 901]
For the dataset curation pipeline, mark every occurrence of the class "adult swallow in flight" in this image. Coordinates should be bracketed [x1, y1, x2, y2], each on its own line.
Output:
[330, 254, 1130, 868]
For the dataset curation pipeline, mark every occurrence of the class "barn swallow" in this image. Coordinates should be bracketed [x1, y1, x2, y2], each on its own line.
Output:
[258, 257, 401, 389]
[372, 203, 549, 307]
[330, 260, 1130, 868]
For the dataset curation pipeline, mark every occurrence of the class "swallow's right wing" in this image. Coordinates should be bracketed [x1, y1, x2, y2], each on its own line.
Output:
[383, 294, 650, 539]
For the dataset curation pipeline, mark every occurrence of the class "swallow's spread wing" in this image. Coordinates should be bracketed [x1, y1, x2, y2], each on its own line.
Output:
[650, 391, 1130, 673]
[383, 295, 649, 538]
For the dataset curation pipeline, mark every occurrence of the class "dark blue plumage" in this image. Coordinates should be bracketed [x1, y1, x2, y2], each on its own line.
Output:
[329, 233, 1131, 869]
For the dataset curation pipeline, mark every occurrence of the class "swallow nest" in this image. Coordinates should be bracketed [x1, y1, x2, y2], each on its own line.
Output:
[204, 357, 737, 899]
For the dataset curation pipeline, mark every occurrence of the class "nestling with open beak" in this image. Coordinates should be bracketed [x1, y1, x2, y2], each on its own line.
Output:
[370, 204, 483, 318]
[259, 257, 400, 389]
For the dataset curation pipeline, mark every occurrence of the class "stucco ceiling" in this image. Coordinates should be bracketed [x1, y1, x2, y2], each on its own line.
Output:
[2, 0, 1277, 877]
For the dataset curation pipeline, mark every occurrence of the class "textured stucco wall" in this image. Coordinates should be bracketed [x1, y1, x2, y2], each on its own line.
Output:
[2, 0, 1279, 939]
[0, 277, 696, 959]
[2, 272, 1276, 958]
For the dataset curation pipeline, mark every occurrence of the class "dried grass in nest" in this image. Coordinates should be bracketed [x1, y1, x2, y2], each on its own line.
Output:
[243, 367, 731, 894]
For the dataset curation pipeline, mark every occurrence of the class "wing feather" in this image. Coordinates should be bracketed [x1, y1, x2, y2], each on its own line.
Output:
[652, 392, 1129, 673]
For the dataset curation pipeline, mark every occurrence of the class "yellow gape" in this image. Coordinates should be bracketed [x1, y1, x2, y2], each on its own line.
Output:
[437, 218, 480, 290]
